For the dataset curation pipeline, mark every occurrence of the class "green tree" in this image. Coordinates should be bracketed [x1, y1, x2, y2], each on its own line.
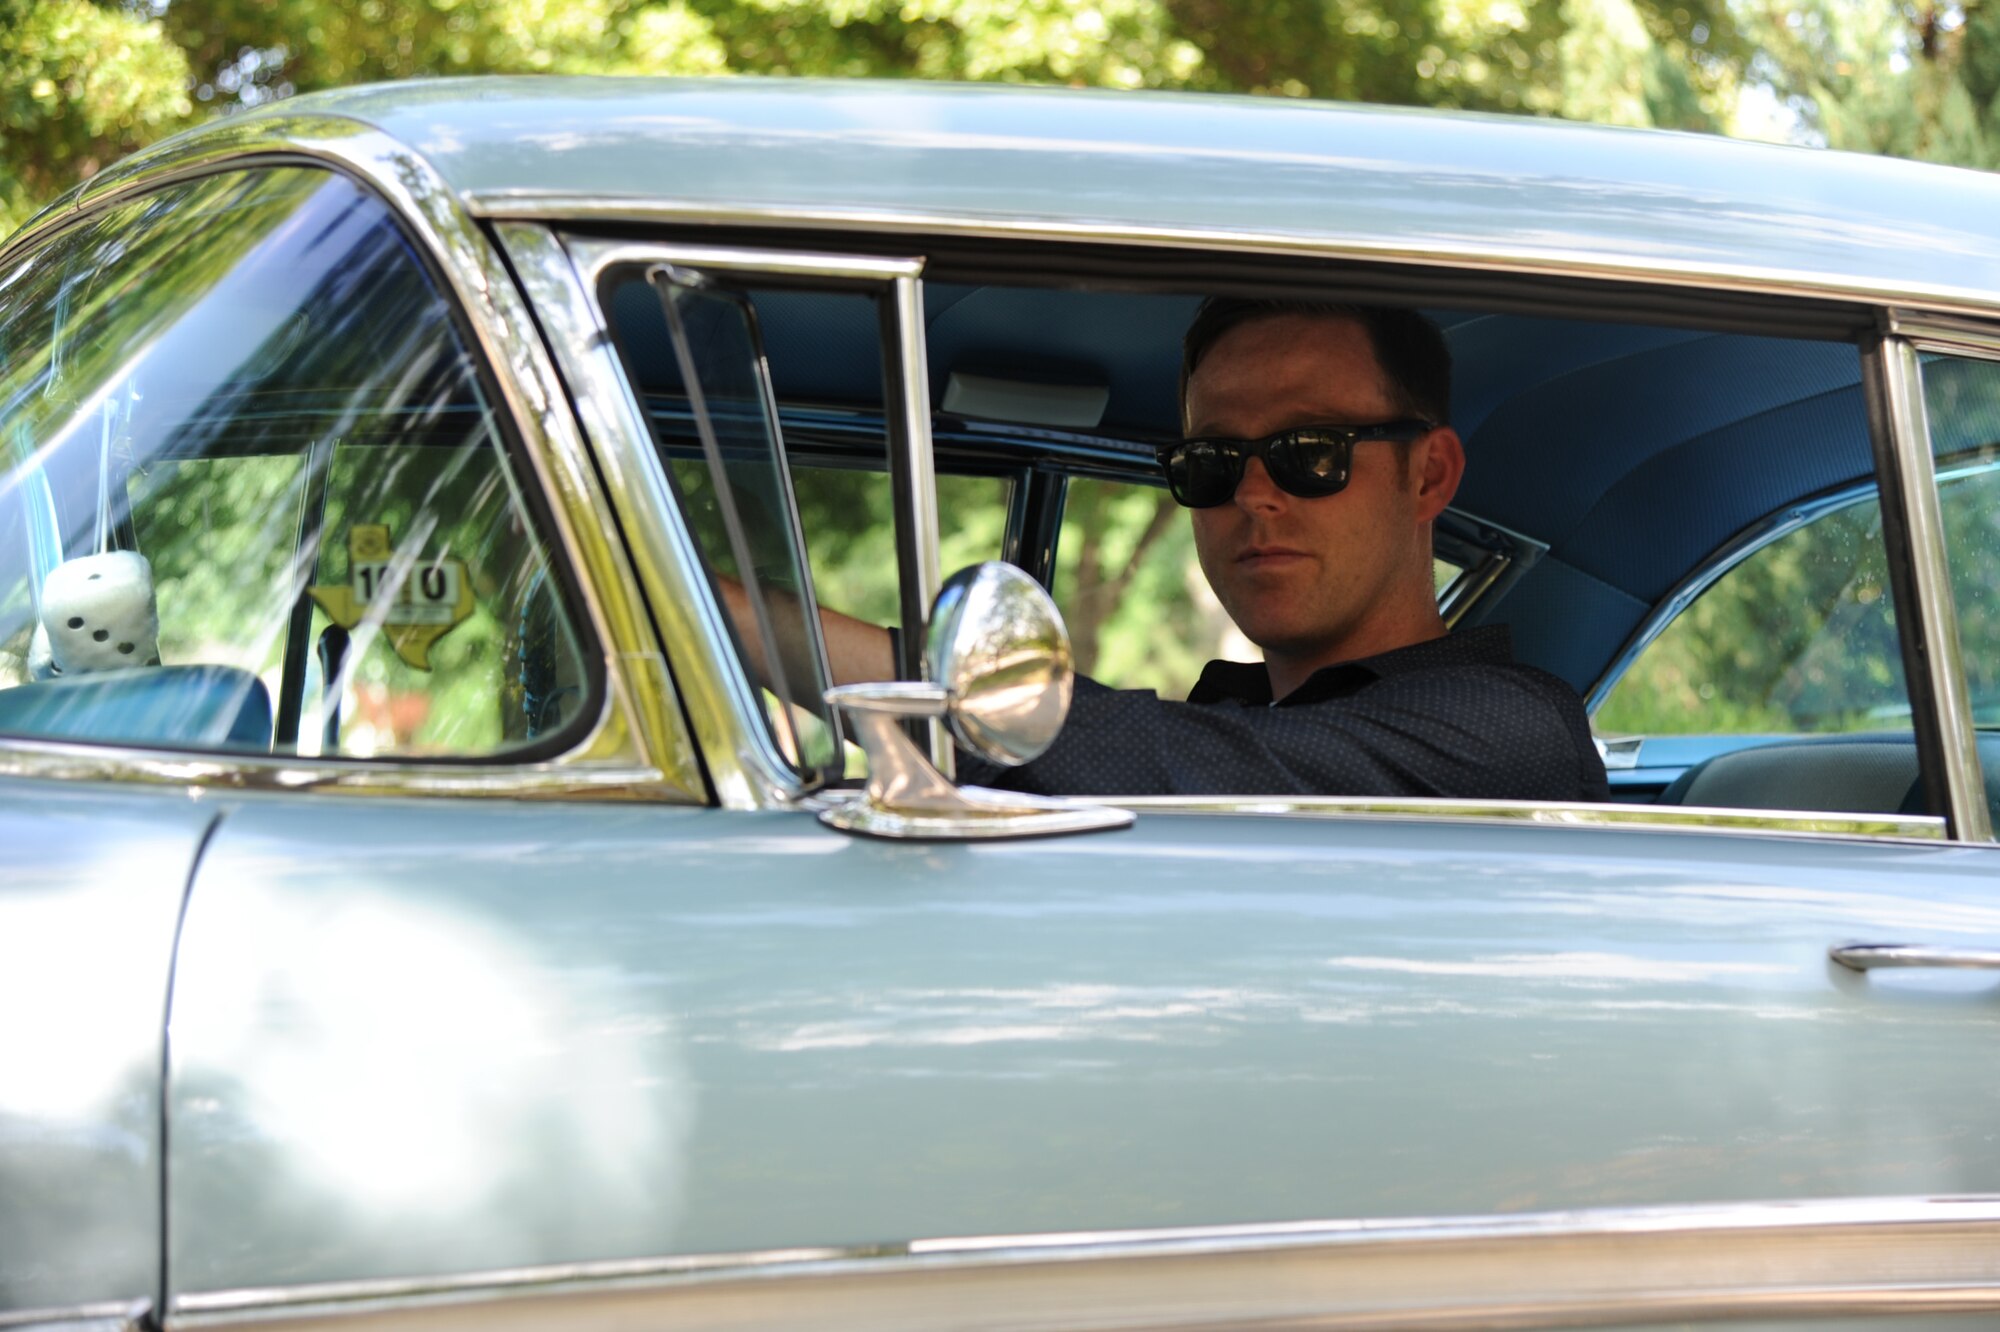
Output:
[0, 0, 192, 232]
[1741, 0, 2000, 168]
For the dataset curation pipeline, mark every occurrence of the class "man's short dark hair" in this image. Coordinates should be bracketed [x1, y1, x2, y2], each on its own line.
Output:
[1180, 299, 1453, 427]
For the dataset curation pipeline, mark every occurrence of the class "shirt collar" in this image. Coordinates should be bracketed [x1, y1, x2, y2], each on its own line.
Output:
[1188, 624, 1518, 707]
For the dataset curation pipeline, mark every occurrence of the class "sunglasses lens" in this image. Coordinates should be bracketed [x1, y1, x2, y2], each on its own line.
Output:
[1268, 434, 1349, 497]
[1164, 441, 1237, 507]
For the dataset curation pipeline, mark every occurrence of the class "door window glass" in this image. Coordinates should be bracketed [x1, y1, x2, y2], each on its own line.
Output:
[603, 267, 844, 778]
[1922, 355, 2000, 727]
[0, 167, 589, 758]
[1594, 500, 1906, 736]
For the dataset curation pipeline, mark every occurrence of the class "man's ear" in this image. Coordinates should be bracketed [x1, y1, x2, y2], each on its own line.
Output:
[1411, 427, 1465, 524]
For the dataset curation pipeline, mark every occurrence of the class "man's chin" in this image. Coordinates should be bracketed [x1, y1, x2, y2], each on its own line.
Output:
[1230, 618, 1333, 661]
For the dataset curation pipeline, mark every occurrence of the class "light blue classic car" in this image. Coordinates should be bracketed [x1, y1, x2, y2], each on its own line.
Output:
[5, 77, 2000, 1332]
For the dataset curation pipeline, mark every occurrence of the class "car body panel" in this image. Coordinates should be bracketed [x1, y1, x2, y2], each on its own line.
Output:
[169, 793, 2000, 1302]
[0, 778, 216, 1314]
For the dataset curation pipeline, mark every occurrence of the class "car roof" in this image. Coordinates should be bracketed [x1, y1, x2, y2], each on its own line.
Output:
[216, 75, 2000, 313]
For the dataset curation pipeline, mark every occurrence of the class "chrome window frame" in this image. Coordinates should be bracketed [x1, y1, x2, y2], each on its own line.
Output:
[0, 118, 700, 802]
[504, 231, 943, 809]
[167, 1196, 2000, 1331]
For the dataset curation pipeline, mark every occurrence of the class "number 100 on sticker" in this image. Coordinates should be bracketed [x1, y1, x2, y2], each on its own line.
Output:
[354, 561, 463, 626]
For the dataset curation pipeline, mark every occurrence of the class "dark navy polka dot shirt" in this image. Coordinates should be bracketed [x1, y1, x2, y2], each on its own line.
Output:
[980, 625, 1608, 801]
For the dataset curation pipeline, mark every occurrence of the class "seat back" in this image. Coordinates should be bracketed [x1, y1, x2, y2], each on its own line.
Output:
[1658, 732, 2000, 821]
[0, 666, 273, 752]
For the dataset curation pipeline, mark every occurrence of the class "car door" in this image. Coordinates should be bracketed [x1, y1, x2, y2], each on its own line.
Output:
[0, 782, 212, 1321]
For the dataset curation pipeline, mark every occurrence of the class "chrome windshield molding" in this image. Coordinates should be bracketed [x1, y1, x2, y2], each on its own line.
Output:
[465, 191, 2000, 324]
[171, 1196, 2000, 1332]
[0, 116, 703, 803]
[1862, 333, 1992, 841]
[503, 229, 820, 809]
[1586, 479, 1875, 713]
[1112, 794, 1945, 842]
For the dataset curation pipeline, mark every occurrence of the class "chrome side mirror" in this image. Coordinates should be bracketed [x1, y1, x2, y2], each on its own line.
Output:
[821, 563, 1133, 840]
[926, 561, 1071, 765]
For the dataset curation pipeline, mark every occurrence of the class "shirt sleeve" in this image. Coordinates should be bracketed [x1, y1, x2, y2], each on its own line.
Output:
[972, 670, 1605, 801]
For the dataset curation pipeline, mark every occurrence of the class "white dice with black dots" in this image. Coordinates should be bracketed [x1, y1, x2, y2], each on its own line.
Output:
[36, 551, 161, 675]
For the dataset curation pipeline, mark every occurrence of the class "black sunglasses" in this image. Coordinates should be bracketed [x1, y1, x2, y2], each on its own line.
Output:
[1157, 420, 1437, 508]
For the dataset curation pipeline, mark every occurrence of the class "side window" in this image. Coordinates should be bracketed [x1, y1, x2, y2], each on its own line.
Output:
[0, 168, 589, 758]
[1594, 499, 1906, 736]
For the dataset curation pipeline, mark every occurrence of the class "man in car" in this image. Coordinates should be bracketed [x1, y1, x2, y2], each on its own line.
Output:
[799, 298, 1608, 802]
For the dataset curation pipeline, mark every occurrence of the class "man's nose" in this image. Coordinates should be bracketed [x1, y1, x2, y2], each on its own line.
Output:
[1233, 455, 1287, 511]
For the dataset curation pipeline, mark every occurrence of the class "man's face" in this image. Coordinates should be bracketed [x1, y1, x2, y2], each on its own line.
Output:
[1183, 314, 1440, 663]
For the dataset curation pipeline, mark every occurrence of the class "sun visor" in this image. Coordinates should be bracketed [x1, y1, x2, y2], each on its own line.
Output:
[941, 371, 1110, 429]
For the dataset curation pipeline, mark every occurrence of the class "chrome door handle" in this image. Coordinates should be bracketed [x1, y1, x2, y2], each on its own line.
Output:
[1831, 943, 2000, 972]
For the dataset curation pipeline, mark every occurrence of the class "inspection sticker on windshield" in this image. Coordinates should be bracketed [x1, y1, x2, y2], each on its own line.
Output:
[309, 524, 474, 671]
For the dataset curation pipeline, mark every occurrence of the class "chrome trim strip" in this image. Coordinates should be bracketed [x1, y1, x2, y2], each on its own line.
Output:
[467, 192, 2000, 322]
[1113, 793, 1945, 842]
[171, 1196, 2000, 1331]
[0, 1298, 147, 1330]
[1586, 480, 1875, 713]
[1832, 942, 2000, 971]
[554, 239, 922, 284]
[1863, 334, 1991, 840]
[0, 116, 701, 801]
[1888, 308, 2000, 358]
[885, 271, 950, 772]
[1438, 551, 1508, 629]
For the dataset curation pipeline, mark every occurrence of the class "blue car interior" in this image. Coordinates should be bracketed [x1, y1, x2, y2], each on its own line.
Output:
[619, 287, 1879, 672]
[624, 281, 1879, 684]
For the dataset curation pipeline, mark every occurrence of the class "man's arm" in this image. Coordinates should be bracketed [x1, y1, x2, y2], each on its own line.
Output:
[975, 671, 1607, 803]
[714, 575, 896, 689]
